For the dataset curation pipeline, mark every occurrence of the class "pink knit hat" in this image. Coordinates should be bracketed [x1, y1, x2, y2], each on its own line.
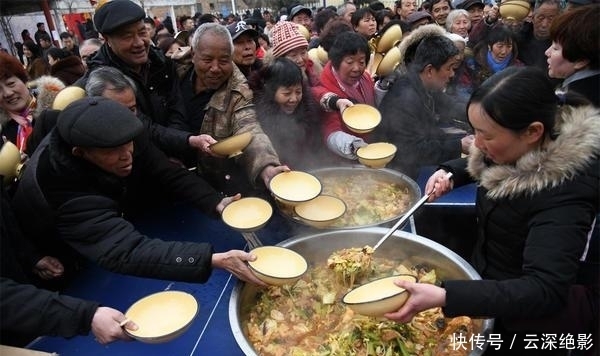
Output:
[271, 21, 309, 58]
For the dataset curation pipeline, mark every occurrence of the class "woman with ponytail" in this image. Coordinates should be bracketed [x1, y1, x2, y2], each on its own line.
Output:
[386, 67, 599, 356]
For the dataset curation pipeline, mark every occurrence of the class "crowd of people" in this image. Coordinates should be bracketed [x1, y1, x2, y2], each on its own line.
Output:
[0, 0, 598, 354]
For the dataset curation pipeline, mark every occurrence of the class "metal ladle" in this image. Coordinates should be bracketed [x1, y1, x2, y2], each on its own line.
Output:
[371, 172, 453, 252]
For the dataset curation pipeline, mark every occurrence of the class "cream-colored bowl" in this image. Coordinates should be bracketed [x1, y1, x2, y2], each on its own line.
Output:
[500, 0, 531, 21]
[124, 291, 198, 343]
[295, 23, 311, 41]
[269, 171, 322, 206]
[248, 246, 308, 285]
[222, 197, 273, 232]
[342, 274, 416, 317]
[293, 195, 346, 229]
[356, 142, 397, 169]
[376, 24, 403, 53]
[376, 46, 401, 78]
[52, 86, 86, 110]
[0, 141, 23, 183]
[342, 104, 382, 134]
[209, 132, 253, 158]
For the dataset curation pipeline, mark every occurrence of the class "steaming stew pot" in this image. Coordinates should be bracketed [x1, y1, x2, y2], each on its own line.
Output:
[278, 166, 421, 229]
[229, 228, 493, 356]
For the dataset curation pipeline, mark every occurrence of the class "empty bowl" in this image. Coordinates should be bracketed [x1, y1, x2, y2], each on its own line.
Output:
[222, 197, 273, 232]
[356, 142, 397, 169]
[248, 246, 308, 286]
[342, 274, 417, 317]
[293, 195, 347, 229]
[124, 290, 198, 343]
[0, 141, 23, 183]
[376, 46, 402, 78]
[342, 104, 382, 134]
[376, 24, 403, 53]
[269, 171, 322, 206]
[209, 132, 253, 158]
[499, 0, 531, 21]
[52, 86, 86, 110]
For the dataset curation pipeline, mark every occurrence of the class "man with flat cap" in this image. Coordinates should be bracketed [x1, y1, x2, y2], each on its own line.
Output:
[79, 0, 211, 165]
[11, 97, 266, 286]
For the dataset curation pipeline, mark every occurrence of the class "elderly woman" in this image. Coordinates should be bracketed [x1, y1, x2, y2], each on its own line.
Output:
[387, 67, 600, 356]
[546, 4, 599, 107]
[0, 52, 63, 154]
[264, 21, 322, 87]
[445, 9, 471, 39]
[459, 26, 522, 96]
[313, 31, 375, 161]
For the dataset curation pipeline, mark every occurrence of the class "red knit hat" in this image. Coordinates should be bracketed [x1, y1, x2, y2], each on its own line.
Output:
[271, 21, 309, 58]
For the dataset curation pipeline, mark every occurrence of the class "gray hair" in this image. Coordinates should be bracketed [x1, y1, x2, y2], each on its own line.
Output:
[191, 23, 233, 55]
[445, 9, 470, 32]
[80, 38, 103, 48]
[85, 66, 137, 96]
[337, 2, 354, 16]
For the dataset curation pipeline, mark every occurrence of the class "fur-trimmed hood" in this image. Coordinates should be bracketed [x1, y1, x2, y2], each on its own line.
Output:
[467, 106, 600, 199]
[0, 75, 65, 130]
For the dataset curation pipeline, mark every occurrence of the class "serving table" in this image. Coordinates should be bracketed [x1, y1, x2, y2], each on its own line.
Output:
[26, 167, 476, 356]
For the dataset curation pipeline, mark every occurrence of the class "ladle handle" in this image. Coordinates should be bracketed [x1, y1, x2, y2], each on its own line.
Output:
[372, 172, 453, 251]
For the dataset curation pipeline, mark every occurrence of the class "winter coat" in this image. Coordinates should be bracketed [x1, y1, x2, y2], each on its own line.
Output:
[375, 70, 466, 179]
[1, 183, 98, 347]
[26, 57, 48, 80]
[49, 55, 85, 85]
[440, 106, 600, 326]
[11, 130, 222, 283]
[179, 65, 281, 196]
[560, 70, 600, 108]
[78, 45, 192, 158]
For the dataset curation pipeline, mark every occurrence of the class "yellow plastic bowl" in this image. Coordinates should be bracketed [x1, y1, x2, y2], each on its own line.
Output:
[52, 86, 86, 110]
[500, 0, 531, 21]
[222, 197, 273, 232]
[342, 104, 382, 134]
[248, 246, 308, 285]
[376, 24, 403, 53]
[293, 195, 347, 229]
[269, 171, 322, 206]
[342, 274, 416, 317]
[356, 142, 397, 169]
[209, 132, 253, 158]
[376, 46, 402, 78]
[124, 291, 198, 343]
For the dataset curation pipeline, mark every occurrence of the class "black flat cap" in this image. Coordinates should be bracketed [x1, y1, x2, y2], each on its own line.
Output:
[93, 0, 146, 34]
[457, 0, 485, 10]
[57, 97, 143, 148]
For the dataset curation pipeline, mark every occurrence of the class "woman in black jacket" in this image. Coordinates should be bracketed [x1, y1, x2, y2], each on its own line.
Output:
[386, 67, 600, 355]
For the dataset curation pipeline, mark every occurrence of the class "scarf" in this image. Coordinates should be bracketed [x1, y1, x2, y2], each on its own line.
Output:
[331, 67, 374, 105]
[486, 51, 512, 74]
[8, 96, 36, 152]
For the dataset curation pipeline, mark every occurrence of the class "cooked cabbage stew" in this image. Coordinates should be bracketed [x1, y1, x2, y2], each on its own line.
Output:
[242, 248, 475, 356]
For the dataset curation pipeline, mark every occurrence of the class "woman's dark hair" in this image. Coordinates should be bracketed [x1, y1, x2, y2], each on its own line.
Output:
[375, 9, 395, 29]
[486, 26, 516, 49]
[350, 7, 376, 28]
[23, 40, 42, 59]
[328, 31, 371, 69]
[319, 18, 354, 52]
[408, 34, 458, 72]
[468, 67, 560, 134]
[157, 36, 184, 55]
[550, 4, 599, 70]
[313, 8, 338, 34]
[257, 57, 304, 94]
[47, 47, 70, 61]
[0, 51, 29, 83]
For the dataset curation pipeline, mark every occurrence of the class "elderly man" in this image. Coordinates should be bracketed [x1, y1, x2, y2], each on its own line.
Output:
[289, 5, 313, 31]
[178, 23, 287, 198]
[78, 38, 102, 70]
[79, 0, 216, 164]
[12, 97, 265, 288]
[227, 21, 261, 78]
[337, 2, 357, 23]
[517, 0, 561, 72]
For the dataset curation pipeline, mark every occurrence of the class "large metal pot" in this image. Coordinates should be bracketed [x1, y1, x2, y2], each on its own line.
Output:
[229, 228, 494, 356]
[279, 166, 422, 229]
